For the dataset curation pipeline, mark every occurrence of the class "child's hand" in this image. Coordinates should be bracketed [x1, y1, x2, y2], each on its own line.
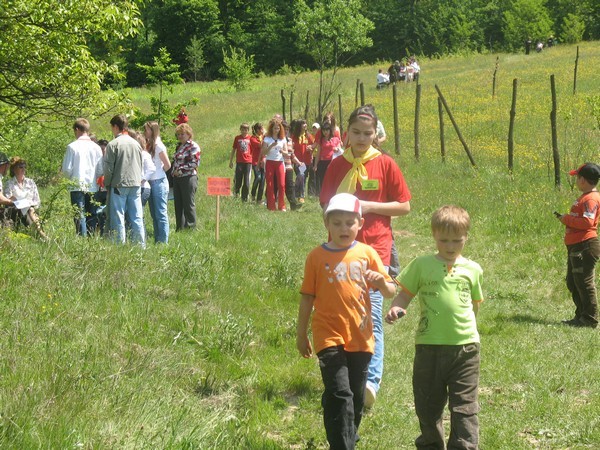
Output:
[364, 269, 385, 289]
[229, 161, 233, 169]
[296, 335, 313, 358]
[385, 307, 406, 324]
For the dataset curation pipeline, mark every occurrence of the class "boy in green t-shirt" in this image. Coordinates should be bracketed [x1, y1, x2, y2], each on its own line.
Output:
[386, 205, 484, 450]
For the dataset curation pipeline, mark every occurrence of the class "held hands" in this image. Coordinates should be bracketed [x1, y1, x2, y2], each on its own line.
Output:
[296, 334, 313, 358]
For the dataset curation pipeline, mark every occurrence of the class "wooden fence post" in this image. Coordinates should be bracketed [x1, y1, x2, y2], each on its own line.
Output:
[305, 90, 310, 122]
[550, 74, 561, 187]
[338, 94, 343, 136]
[289, 91, 294, 122]
[414, 83, 421, 160]
[355, 79, 360, 109]
[281, 89, 286, 121]
[434, 85, 477, 167]
[508, 78, 518, 172]
[573, 46, 579, 96]
[360, 82, 365, 106]
[492, 56, 500, 98]
[393, 84, 400, 155]
[438, 97, 445, 162]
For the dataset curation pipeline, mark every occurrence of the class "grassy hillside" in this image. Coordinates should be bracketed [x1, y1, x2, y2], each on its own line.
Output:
[1, 42, 599, 449]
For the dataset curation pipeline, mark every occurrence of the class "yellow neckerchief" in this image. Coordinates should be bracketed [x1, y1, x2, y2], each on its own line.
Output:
[336, 145, 381, 194]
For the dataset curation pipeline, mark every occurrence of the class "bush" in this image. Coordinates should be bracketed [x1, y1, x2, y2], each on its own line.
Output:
[560, 13, 586, 44]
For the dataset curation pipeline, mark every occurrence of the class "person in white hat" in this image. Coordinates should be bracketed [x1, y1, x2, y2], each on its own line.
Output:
[296, 192, 396, 449]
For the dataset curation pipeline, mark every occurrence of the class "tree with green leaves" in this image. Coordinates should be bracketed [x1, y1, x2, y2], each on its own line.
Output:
[186, 36, 207, 82]
[294, 0, 374, 121]
[136, 48, 183, 126]
[0, 0, 141, 132]
[220, 46, 256, 92]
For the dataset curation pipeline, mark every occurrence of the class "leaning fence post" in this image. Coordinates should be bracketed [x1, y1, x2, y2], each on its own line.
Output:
[508, 79, 518, 172]
[435, 85, 477, 167]
[355, 79, 360, 109]
[550, 74, 561, 187]
[438, 97, 445, 162]
[289, 91, 294, 122]
[304, 91, 310, 122]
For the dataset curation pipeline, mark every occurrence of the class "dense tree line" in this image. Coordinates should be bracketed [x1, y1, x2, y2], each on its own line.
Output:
[111, 0, 599, 86]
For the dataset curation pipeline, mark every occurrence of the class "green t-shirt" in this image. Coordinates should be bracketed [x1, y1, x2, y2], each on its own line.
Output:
[397, 254, 483, 345]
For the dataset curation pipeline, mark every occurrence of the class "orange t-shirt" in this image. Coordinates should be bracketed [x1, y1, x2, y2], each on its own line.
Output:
[563, 190, 600, 245]
[300, 241, 391, 354]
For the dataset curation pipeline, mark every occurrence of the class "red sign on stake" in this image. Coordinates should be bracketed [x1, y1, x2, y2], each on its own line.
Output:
[207, 177, 231, 196]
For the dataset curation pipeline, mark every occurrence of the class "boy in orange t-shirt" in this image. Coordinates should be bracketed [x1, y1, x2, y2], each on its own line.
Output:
[557, 162, 600, 328]
[296, 193, 396, 449]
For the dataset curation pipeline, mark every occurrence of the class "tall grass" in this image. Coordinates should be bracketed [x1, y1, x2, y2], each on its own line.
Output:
[1, 42, 599, 448]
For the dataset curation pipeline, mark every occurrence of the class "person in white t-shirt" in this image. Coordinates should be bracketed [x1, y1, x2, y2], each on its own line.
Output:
[62, 118, 103, 236]
[144, 121, 171, 243]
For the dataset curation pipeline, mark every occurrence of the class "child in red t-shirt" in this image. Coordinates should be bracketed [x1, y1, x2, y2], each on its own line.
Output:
[229, 123, 253, 202]
[249, 122, 264, 204]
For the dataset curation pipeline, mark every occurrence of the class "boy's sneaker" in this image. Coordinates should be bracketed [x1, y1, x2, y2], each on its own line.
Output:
[364, 385, 376, 409]
[299, 197, 305, 204]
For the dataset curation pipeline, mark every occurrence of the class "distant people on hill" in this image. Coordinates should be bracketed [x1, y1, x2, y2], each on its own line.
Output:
[3, 157, 46, 239]
[376, 69, 390, 89]
[387, 60, 401, 83]
[536, 41, 544, 52]
[259, 118, 288, 211]
[144, 121, 171, 244]
[250, 122, 265, 204]
[229, 123, 253, 202]
[409, 56, 420, 82]
[172, 123, 201, 230]
[173, 107, 189, 125]
[103, 114, 145, 246]
[62, 118, 103, 236]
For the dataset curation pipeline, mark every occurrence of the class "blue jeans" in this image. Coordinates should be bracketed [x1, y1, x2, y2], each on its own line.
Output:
[109, 186, 145, 246]
[367, 287, 384, 394]
[70, 191, 98, 236]
[148, 177, 170, 243]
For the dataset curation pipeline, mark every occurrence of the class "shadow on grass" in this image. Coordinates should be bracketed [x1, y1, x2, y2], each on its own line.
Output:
[479, 313, 559, 334]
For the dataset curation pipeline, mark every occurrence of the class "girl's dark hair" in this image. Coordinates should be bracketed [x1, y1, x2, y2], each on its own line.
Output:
[252, 122, 263, 136]
[321, 112, 336, 133]
[290, 119, 306, 138]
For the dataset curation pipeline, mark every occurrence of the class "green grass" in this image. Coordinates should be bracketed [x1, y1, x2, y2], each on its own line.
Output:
[2, 42, 600, 448]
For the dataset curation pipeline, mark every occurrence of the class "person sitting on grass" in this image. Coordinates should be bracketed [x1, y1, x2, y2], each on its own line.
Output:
[386, 205, 484, 450]
[0, 152, 16, 227]
[297, 193, 396, 450]
[556, 163, 600, 329]
[3, 157, 47, 239]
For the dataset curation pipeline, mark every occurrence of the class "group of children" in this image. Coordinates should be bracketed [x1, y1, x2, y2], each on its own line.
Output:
[294, 104, 600, 449]
[229, 117, 337, 211]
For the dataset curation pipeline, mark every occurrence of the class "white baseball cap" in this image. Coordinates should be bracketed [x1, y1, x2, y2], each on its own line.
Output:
[312, 122, 320, 129]
[325, 193, 362, 218]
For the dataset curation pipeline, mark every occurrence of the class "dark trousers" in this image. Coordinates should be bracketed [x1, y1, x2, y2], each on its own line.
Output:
[307, 165, 317, 196]
[234, 162, 252, 201]
[413, 344, 480, 450]
[566, 238, 600, 326]
[173, 175, 197, 231]
[294, 165, 305, 199]
[251, 165, 265, 202]
[285, 169, 301, 210]
[318, 345, 371, 450]
[315, 160, 331, 196]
